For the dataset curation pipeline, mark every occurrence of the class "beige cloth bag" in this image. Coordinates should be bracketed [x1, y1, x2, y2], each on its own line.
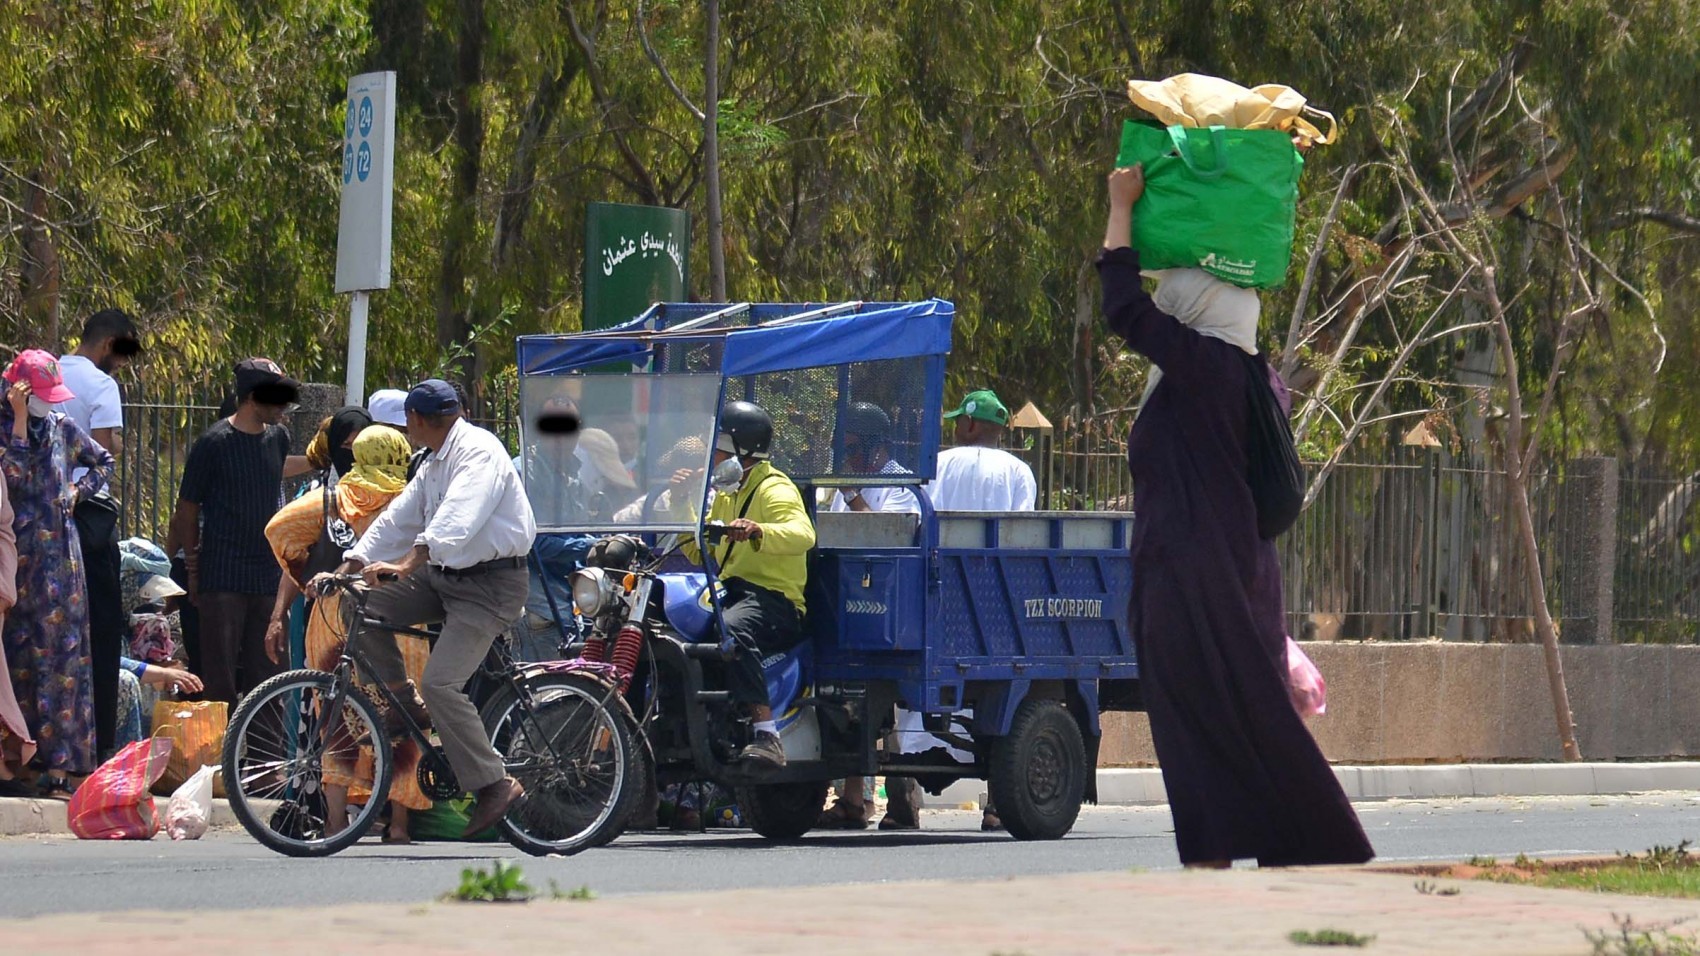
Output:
[1127, 73, 1336, 148]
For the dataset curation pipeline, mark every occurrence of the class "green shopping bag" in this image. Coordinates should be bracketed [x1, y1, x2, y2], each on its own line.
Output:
[1116, 120, 1304, 289]
[408, 797, 500, 842]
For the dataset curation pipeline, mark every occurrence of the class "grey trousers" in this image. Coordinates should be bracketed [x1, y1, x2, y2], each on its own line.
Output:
[354, 565, 529, 793]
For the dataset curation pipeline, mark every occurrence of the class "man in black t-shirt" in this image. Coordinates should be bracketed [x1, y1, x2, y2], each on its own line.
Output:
[166, 358, 312, 703]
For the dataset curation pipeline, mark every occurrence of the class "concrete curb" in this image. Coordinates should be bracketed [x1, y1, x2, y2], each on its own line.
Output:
[0, 797, 244, 837]
[933, 761, 1700, 808]
[7, 762, 1698, 836]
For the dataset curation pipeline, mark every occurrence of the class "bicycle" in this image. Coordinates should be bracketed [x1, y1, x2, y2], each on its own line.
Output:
[221, 572, 643, 857]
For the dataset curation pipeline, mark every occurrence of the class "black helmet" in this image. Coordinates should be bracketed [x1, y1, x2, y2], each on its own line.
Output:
[843, 401, 891, 443]
[717, 401, 773, 460]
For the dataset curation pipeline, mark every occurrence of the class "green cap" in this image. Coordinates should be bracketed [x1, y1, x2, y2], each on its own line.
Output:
[943, 389, 1010, 426]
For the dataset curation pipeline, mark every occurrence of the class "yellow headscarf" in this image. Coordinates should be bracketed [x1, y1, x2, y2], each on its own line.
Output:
[337, 425, 411, 521]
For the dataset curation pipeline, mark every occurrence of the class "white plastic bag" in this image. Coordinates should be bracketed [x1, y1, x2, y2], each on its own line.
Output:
[165, 763, 219, 841]
[1285, 637, 1327, 718]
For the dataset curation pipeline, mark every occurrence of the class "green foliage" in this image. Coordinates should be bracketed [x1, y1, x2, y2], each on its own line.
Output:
[1289, 928, 1376, 947]
[2, 0, 1699, 462]
[1476, 843, 1700, 900]
[548, 880, 596, 901]
[1584, 915, 1700, 956]
[449, 860, 533, 902]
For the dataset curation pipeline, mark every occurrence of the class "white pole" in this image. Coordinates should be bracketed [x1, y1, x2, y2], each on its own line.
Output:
[345, 290, 370, 404]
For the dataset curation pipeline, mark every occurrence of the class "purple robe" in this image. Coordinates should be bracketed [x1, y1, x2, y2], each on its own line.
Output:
[1099, 247, 1372, 866]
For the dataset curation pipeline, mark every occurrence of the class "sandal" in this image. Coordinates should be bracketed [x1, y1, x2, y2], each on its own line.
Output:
[36, 775, 74, 800]
[817, 800, 871, 830]
[0, 778, 35, 798]
[877, 812, 919, 831]
[981, 812, 1003, 832]
[878, 776, 920, 830]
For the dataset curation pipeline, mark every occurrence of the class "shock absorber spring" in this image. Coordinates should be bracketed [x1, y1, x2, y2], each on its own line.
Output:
[580, 634, 607, 663]
[609, 623, 644, 692]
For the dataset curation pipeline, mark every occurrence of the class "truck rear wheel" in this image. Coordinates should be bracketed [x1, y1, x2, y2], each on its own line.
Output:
[736, 780, 831, 840]
[988, 698, 1086, 841]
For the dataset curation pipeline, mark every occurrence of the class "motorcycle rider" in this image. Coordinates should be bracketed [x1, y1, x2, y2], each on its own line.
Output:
[673, 401, 816, 770]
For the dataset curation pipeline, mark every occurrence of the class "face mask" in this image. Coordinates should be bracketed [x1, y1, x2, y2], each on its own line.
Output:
[331, 446, 357, 477]
[26, 396, 52, 418]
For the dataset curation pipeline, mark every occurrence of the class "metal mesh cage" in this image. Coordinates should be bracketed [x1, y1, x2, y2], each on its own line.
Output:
[726, 354, 943, 485]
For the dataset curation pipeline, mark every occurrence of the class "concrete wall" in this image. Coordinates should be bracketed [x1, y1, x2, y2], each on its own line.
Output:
[1099, 642, 1700, 766]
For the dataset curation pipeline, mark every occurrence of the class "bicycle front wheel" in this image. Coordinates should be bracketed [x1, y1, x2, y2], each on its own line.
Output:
[481, 672, 640, 856]
[222, 669, 393, 857]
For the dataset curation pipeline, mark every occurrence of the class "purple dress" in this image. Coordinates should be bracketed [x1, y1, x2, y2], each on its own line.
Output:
[0, 408, 113, 774]
[1099, 247, 1372, 866]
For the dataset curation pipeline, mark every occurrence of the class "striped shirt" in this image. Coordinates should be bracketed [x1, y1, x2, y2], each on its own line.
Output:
[179, 419, 290, 594]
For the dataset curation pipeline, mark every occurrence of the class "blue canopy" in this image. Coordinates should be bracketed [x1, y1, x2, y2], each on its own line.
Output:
[517, 299, 954, 377]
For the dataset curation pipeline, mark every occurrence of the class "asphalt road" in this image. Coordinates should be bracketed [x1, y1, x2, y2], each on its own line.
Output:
[7, 794, 1700, 918]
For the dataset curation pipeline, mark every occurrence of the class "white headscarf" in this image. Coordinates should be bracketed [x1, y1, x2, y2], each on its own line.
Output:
[1138, 268, 1261, 411]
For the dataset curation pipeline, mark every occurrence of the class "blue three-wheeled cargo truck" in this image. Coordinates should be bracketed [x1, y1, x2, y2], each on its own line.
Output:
[505, 299, 1142, 854]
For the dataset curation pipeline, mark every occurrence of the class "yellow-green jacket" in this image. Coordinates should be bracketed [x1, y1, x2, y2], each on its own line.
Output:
[678, 461, 815, 611]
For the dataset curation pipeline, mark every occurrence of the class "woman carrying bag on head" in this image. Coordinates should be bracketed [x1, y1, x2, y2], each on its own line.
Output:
[1096, 165, 1372, 868]
[265, 423, 430, 843]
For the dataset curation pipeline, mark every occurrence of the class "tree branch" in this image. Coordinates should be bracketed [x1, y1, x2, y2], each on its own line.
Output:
[635, 0, 705, 121]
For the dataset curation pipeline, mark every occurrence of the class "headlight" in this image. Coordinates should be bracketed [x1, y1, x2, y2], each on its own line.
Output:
[570, 568, 618, 616]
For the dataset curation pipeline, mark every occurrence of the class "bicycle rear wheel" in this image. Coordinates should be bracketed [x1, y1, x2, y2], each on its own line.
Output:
[481, 672, 639, 856]
[222, 669, 393, 857]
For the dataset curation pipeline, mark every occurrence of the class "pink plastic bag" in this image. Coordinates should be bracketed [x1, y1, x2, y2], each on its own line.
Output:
[1285, 637, 1327, 718]
[68, 737, 174, 839]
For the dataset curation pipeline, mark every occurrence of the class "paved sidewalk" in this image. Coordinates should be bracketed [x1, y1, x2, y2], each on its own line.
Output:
[14, 867, 1700, 955]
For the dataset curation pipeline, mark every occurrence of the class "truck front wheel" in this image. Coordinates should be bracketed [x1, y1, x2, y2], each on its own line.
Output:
[737, 780, 831, 840]
[988, 698, 1086, 840]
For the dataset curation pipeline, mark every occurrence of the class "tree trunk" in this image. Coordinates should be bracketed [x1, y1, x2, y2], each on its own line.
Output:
[434, 0, 487, 405]
[1484, 267, 1582, 760]
[19, 168, 61, 346]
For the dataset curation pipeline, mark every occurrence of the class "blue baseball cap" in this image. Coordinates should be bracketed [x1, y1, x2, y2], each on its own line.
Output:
[404, 379, 461, 415]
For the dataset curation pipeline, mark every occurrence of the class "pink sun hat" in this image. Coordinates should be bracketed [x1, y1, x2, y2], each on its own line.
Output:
[3, 349, 77, 403]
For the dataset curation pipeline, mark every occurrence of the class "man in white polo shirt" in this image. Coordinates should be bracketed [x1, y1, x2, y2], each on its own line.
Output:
[56, 308, 142, 760]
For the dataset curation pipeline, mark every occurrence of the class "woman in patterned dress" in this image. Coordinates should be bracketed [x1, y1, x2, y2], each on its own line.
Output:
[1, 350, 114, 797]
[0, 451, 39, 794]
[265, 424, 426, 841]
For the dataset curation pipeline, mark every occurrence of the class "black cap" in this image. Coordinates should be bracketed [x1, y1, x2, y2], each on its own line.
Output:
[233, 357, 301, 404]
[405, 378, 462, 416]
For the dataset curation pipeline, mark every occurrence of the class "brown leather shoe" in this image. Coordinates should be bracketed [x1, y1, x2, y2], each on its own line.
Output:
[463, 776, 524, 837]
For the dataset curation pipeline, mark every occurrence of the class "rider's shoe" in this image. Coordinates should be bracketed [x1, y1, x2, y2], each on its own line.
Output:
[737, 731, 787, 771]
[463, 776, 525, 836]
[384, 681, 431, 738]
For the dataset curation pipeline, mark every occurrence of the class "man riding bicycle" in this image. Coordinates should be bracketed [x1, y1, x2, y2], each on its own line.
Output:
[314, 379, 537, 837]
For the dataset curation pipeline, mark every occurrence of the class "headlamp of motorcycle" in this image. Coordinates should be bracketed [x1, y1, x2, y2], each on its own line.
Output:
[570, 567, 619, 616]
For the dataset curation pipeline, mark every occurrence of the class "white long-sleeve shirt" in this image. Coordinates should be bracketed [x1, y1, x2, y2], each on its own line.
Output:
[348, 418, 537, 569]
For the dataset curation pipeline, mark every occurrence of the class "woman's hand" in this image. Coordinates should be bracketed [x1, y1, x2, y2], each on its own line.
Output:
[143, 664, 205, 695]
[6, 380, 29, 423]
[1103, 164, 1143, 251]
[265, 617, 289, 664]
[1108, 164, 1145, 209]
